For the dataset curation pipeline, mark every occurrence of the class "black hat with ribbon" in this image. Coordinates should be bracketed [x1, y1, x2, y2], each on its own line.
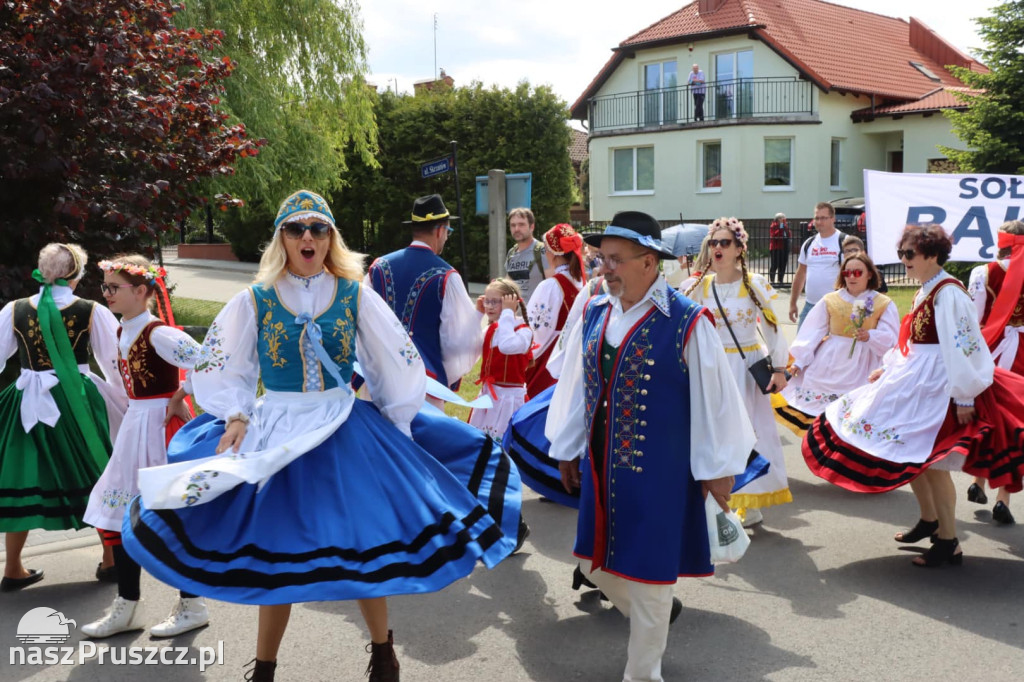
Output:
[404, 194, 457, 227]
[583, 211, 676, 260]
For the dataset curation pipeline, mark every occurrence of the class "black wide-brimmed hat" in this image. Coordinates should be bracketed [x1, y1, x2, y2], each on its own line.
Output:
[403, 194, 458, 225]
[583, 211, 676, 260]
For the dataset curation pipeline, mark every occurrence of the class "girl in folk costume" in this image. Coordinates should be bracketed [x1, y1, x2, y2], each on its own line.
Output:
[524, 223, 584, 398]
[120, 191, 518, 682]
[684, 217, 791, 527]
[803, 224, 1024, 567]
[964, 219, 1024, 525]
[80, 255, 206, 638]
[0, 243, 125, 592]
[775, 252, 898, 435]
[469, 278, 533, 443]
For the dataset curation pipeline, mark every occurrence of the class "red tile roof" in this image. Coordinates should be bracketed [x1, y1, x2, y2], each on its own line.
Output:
[571, 0, 987, 119]
[851, 87, 979, 120]
[568, 128, 589, 164]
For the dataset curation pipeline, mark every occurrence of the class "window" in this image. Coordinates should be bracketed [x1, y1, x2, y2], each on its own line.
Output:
[643, 61, 678, 124]
[910, 61, 942, 82]
[612, 146, 654, 194]
[830, 138, 843, 189]
[764, 138, 793, 189]
[700, 141, 721, 191]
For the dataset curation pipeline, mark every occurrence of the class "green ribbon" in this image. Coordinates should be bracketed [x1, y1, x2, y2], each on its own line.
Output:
[30, 269, 108, 460]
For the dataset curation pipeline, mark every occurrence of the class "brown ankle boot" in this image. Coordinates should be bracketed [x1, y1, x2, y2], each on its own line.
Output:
[365, 629, 399, 682]
[243, 658, 276, 681]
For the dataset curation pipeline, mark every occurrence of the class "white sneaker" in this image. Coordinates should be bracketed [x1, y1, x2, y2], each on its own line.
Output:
[742, 508, 764, 528]
[80, 596, 142, 638]
[149, 597, 210, 638]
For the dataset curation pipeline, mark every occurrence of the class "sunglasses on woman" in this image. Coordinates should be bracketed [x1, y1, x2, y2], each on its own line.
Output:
[896, 249, 916, 260]
[281, 221, 333, 240]
[842, 269, 864, 278]
[707, 238, 734, 248]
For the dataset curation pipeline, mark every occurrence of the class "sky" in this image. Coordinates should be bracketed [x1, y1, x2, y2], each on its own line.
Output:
[360, 0, 999, 108]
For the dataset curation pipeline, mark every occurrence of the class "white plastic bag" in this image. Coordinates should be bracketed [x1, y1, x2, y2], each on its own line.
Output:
[705, 494, 750, 563]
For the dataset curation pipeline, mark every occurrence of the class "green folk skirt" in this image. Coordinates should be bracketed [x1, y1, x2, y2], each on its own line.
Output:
[0, 376, 112, 531]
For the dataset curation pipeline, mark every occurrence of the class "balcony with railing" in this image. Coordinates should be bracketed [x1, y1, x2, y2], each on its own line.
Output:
[588, 77, 814, 134]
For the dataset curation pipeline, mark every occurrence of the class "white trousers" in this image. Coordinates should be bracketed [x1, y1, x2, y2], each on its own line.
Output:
[586, 566, 676, 682]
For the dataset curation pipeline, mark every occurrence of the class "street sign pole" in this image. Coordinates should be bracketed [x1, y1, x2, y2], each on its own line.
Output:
[450, 140, 467, 274]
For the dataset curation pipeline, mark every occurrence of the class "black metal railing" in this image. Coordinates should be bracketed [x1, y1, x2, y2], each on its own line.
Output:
[588, 78, 814, 132]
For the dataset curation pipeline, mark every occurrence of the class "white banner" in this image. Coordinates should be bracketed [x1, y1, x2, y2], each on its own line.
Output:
[864, 170, 1024, 264]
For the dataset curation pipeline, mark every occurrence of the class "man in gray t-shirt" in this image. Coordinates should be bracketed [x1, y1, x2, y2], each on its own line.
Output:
[504, 207, 547, 302]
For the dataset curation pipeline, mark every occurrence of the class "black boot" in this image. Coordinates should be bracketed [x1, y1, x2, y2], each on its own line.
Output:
[243, 658, 276, 682]
[514, 516, 530, 553]
[365, 630, 400, 682]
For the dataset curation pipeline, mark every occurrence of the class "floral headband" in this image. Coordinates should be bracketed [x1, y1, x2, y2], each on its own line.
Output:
[98, 260, 167, 282]
[709, 217, 748, 245]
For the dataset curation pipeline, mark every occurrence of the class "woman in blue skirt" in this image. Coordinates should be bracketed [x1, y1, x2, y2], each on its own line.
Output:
[122, 191, 517, 681]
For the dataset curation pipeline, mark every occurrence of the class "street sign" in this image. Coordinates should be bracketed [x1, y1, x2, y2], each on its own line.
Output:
[420, 156, 453, 179]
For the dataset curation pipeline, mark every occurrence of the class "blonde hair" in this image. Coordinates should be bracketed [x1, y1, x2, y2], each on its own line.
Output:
[254, 228, 366, 286]
[38, 243, 86, 284]
[104, 253, 159, 294]
[485, 277, 529, 322]
[684, 229, 776, 331]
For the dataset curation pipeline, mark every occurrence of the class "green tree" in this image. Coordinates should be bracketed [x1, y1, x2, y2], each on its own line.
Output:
[942, 1, 1024, 173]
[333, 82, 575, 281]
[176, 0, 378, 258]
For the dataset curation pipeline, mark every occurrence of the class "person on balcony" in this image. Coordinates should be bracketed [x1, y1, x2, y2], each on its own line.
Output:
[687, 63, 706, 122]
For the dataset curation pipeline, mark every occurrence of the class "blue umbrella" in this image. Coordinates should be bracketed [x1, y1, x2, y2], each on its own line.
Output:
[660, 223, 708, 257]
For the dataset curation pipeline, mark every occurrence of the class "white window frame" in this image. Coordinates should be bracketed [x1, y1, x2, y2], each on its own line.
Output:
[830, 137, 845, 190]
[698, 140, 722, 193]
[610, 146, 655, 196]
[762, 136, 794, 192]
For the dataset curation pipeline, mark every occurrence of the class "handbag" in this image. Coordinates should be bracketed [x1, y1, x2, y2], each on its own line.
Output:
[705, 494, 750, 563]
[711, 280, 783, 395]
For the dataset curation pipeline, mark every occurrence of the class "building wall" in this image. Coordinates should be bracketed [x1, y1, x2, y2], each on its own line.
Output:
[586, 38, 961, 222]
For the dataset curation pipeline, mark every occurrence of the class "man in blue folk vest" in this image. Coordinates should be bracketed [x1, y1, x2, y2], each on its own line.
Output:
[366, 194, 481, 407]
[547, 211, 755, 682]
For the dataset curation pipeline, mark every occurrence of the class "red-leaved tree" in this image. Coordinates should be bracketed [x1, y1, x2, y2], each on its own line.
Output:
[0, 0, 263, 303]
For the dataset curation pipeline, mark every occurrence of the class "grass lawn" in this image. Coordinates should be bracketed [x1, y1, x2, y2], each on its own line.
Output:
[883, 286, 918, 317]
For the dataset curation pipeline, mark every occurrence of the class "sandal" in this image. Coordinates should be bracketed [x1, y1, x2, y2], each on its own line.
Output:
[894, 518, 938, 544]
[912, 537, 963, 567]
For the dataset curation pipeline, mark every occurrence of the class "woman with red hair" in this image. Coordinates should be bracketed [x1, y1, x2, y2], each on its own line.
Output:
[524, 224, 584, 398]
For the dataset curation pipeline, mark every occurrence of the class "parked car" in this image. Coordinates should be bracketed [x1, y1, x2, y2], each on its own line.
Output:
[829, 197, 867, 241]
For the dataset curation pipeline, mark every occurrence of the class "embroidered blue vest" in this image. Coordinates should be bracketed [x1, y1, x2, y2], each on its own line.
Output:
[575, 283, 713, 582]
[367, 246, 454, 386]
[250, 279, 359, 392]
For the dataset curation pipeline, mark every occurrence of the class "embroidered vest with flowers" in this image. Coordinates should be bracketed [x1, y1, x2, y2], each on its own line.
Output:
[824, 292, 892, 338]
[908, 279, 968, 345]
[983, 262, 1024, 327]
[118, 321, 179, 398]
[13, 298, 94, 371]
[479, 321, 532, 388]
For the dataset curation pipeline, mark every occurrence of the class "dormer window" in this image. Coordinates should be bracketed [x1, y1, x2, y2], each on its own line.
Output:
[910, 61, 942, 82]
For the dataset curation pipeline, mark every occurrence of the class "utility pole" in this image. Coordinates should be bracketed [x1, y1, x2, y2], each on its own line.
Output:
[433, 13, 438, 81]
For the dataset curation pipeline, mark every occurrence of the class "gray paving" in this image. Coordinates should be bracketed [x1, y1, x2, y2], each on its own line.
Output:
[3, 256, 1022, 680]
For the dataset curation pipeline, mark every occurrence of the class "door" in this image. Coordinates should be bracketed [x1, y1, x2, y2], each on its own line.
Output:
[714, 50, 753, 118]
[643, 61, 678, 125]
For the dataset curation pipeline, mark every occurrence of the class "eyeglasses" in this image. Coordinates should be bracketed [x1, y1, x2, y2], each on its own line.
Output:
[707, 238, 734, 248]
[842, 269, 864, 278]
[100, 283, 135, 295]
[281, 221, 333, 240]
[813, 215, 834, 221]
[602, 253, 649, 270]
[896, 249, 916, 260]
[482, 298, 503, 307]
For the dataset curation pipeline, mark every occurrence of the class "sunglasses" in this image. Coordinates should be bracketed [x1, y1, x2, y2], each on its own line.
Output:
[842, 269, 864, 278]
[100, 283, 135, 295]
[707, 238, 734, 248]
[896, 249, 916, 260]
[281, 221, 333, 240]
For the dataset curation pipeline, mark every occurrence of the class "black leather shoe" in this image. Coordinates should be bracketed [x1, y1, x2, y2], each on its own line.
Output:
[95, 562, 117, 583]
[967, 483, 988, 504]
[513, 517, 530, 554]
[669, 597, 683, 625]
[0, 569, 45, 593]
[993, 501, 1016, 525]
[894, 518, 938, 544]
[572, 564, 597, 591]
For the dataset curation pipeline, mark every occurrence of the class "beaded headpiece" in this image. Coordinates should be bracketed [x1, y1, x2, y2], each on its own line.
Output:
[274, 190, 336, 230]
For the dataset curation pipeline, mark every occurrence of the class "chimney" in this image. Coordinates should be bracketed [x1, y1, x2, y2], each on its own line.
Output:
[413, 69, 455, 95]
[698, 0, 727, 14]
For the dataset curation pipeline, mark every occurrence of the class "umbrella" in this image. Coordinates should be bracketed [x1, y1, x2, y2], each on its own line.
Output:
[660, 223, 708, 257]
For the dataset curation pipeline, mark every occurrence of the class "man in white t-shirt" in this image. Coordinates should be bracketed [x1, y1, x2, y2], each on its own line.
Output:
[789, 201, 846, 328]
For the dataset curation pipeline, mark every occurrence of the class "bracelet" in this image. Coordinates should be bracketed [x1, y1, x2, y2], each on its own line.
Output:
[771, 369, 786, 374]
[226, 413, 251, 426]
